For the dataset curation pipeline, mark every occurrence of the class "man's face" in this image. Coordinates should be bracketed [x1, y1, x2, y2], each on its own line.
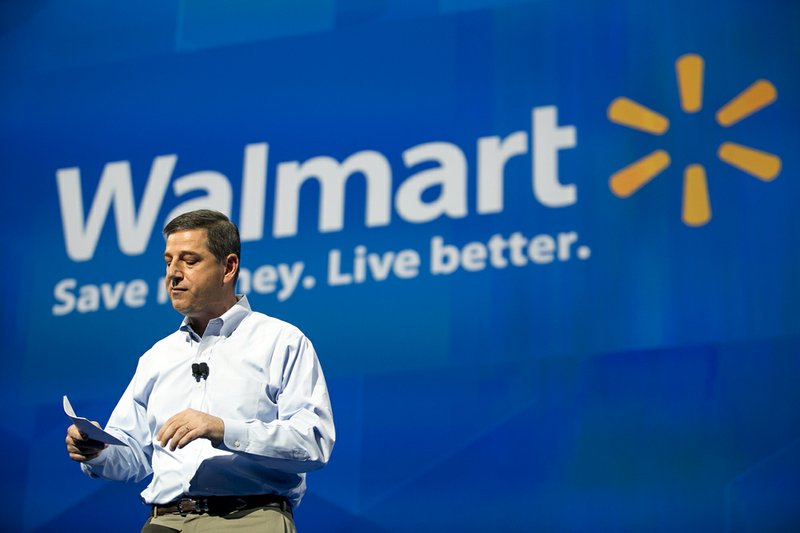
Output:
[163, 229, 228, 321]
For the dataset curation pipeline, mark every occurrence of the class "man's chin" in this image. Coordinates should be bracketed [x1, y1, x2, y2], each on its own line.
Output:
[168, 298, 190, 314]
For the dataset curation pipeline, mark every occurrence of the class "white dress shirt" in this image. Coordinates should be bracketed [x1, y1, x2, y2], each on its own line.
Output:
[81, 295, 335, 509]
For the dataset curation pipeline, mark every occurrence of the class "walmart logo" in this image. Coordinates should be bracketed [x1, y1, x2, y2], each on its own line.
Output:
[607, 53, 781, 226]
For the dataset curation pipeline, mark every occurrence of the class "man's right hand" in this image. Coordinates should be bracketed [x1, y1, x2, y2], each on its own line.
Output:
[65, 423, 107, 462]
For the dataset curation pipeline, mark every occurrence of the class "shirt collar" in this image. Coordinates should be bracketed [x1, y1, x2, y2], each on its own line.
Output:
[179, 294, 252, 340]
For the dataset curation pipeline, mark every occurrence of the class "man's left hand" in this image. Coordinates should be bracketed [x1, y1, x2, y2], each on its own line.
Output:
[157, 408, 224, 451]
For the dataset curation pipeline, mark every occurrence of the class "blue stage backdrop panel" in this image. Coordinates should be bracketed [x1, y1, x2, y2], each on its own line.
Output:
[1, 0, 798, 530]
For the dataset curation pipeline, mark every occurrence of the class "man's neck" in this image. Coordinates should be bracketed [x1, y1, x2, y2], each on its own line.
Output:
[188, 294, 238, 336]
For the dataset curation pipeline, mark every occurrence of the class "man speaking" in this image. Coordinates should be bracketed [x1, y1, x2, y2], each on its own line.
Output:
[65, 209, 335, 532]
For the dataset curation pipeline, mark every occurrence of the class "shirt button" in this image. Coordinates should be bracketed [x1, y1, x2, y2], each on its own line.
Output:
[234, 440, 241, 448]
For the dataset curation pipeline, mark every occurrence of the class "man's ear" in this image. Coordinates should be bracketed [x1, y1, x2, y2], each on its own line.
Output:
[223, 253, 239, 284]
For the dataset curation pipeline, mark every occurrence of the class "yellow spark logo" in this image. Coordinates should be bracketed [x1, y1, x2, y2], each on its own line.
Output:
[607, 54, 781, 226]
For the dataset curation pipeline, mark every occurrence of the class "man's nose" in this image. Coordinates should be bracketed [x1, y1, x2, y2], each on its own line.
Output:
[167, 263, 184, 283]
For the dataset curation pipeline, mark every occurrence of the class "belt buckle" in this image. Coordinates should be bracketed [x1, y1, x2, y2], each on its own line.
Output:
[177, 497, 208, 516]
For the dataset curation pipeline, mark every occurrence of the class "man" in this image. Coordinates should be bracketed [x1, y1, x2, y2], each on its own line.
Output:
[65, 209, 335, 532]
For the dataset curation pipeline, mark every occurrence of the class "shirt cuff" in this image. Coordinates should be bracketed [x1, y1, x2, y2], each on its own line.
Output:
[221, 417, 248, 452]
[80, 460, 100, 478]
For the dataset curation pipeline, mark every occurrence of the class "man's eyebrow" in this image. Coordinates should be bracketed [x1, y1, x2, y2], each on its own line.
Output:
[165, 251, 203, 259]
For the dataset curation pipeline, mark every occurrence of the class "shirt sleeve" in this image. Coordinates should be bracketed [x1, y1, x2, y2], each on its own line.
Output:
[81, 362, 154, 483]
[219, 335, 335, 474]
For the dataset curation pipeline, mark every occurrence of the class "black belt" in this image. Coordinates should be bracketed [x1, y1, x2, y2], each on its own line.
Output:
[152, 494, 292, 517]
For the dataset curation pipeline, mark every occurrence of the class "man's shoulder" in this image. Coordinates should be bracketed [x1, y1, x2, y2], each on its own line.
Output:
[244, 310, 304, 333]
[241, 310, 308, 343]
[140, 328, 186, 358]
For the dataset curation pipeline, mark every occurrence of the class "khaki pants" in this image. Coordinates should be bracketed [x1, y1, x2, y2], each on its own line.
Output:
[141, 506, 296, 533]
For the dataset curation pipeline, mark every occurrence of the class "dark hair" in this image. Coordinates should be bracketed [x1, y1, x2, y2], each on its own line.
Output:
[163, 209, 240, 282]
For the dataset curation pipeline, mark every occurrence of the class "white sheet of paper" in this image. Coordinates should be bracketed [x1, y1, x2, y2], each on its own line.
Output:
[63, 395, 126, 446]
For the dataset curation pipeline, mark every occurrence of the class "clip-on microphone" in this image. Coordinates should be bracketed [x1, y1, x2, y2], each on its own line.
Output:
[191, 362, 209, 381]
